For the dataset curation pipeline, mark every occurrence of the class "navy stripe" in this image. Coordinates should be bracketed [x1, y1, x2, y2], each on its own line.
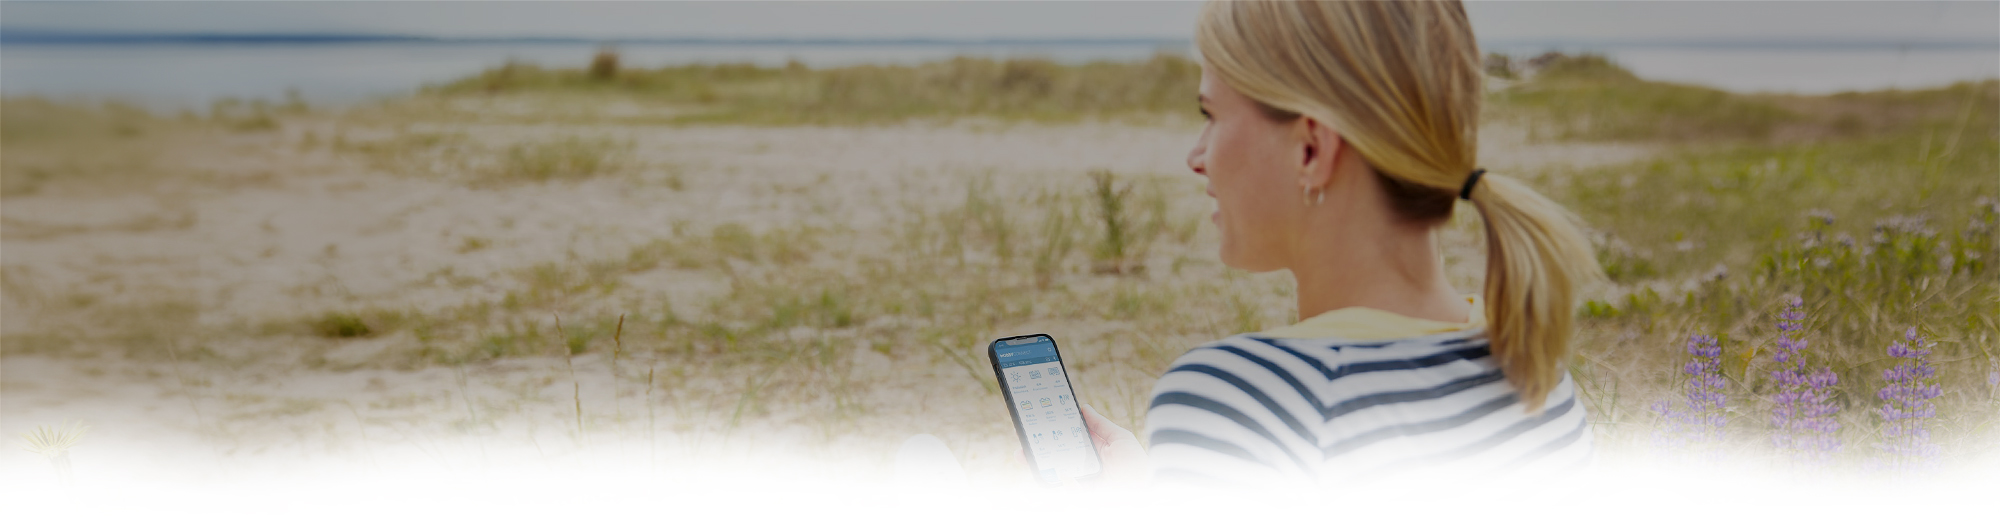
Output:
[1241, 336, 1392, 350]
[1319, 346, 1491, 383]
[1321, 369, 1508, 420]
[1499, 414, 1589, 472]
[1242, 337, 1341, 382]
[1209, 345, 1331, 426]
[1244, 337, 1490, 387]
[1143, 328, 1596, 483]
[1213, 346, 1322, 408]
[1149, 392, 1314, 475]
[1374, 396, 1578, 473]
[1216, 342, 1495, 422]
[1436, 396, 1578, 459]
[1166, 364, 1319, 445]
[1147, 428, 1273, 468]
[1436, 333, 1482, 345]
[1322, 392, 1519, 458]
[1237, 327, 1481, 352]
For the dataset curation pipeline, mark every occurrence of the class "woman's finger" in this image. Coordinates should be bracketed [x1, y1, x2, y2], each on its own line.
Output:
[1080, 403, 1134, 447]
[1079, 403, 1152, 485]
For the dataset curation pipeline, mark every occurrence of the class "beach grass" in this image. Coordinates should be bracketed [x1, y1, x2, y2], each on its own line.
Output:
[4, 52, 1997, 478]
[420, 52, 1202, 124]
[1559, 76, 1999, 465]
[1487, 53, 1999, 144]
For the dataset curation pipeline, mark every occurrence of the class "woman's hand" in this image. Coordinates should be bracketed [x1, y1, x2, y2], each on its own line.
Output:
[1081, 403, 1151, 485]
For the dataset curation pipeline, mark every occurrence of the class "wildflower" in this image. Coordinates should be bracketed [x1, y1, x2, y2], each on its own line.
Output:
[1874, 327, 1943, 475]
[1986, 358, 1999, 402]
[1768, 296, 1840, 466]
[1683, 334, 1728, 444]
[1871, 215, 1936, 244]
[18, 420, 89, 458]
[1971, 197, 1998, 234]
[1654, 334, 1727, 456]
[18, 420, 88, 484]
[1649, 399, 1688, 452]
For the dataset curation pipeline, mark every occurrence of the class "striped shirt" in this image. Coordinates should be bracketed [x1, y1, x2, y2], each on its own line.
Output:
[1143, 301, 1594, 486]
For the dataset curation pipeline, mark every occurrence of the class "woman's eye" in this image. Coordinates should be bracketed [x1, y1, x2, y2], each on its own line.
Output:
[1200, 109, 1212, 121]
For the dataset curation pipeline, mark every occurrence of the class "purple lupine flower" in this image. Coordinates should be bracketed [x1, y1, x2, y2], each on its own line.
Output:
[1987, 359, 1998, 397]
[1873, 327, 1943, 475]
[1654, 334, 1727, 457]
[1650, 399, 1688, 452]
[1768, 296, 1841, 466]
[1684, 334, 1728, 444]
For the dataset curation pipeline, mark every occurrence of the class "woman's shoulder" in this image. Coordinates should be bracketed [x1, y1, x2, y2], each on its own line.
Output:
[1148, 328, 1496, 415]
[1165, 327, 1491, 374]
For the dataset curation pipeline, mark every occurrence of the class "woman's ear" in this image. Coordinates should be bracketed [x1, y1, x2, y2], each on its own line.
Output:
[1297, 117, 1342, 191]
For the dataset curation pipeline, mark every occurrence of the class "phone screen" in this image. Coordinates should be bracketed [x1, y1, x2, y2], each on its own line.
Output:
[989, 334, 1101, 484]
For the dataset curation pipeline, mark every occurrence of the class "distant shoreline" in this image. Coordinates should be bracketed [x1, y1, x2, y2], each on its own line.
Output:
[7, 30, 1192, 47]
[3, 29, 1994, 52]
[3, 36, 1994, 112]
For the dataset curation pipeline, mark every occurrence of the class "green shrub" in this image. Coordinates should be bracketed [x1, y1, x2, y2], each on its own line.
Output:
[589, 48, 620, 81]
[312, 312, 372, 338]
[1493, 53, 1799, 141]
[423, 52, 1201, 124]
[490, 136, 630, 183]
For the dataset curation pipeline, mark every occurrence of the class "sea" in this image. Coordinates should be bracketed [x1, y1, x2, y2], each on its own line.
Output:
[2, 38, 1995, 112]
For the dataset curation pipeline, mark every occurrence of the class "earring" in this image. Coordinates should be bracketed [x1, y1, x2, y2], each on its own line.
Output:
[1303, 186, 1324, 207]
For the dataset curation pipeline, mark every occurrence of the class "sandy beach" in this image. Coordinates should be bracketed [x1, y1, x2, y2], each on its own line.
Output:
[1, 89, 1664, 490]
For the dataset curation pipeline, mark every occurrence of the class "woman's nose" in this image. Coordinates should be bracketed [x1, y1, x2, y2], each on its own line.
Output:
[1186, 143, 1207, 177]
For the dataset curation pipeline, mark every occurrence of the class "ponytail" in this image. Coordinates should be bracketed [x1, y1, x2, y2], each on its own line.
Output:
[1195, 0, 1604, 412]
[1465, 173, 1604, 412]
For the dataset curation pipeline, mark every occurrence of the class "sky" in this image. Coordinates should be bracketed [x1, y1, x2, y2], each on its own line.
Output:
[2, 0, 1995, 45]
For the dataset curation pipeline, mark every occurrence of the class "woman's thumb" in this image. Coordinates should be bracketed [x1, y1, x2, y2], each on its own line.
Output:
[1080, 403, 1128, 441]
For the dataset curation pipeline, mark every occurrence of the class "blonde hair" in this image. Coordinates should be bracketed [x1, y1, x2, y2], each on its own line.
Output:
[1195, 0, 1603, 412]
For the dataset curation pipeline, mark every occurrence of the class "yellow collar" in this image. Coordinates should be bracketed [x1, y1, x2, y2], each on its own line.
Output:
[1257, 295, 1486, 340]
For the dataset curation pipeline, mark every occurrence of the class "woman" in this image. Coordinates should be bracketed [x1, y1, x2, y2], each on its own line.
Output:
[1077, 0, 1603, 486]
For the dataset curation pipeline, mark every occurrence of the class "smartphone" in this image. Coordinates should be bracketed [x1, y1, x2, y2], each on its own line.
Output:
[987, 333, 1102, 485]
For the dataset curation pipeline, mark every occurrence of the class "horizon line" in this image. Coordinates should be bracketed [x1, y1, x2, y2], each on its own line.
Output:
[2, 29, 1995, 51]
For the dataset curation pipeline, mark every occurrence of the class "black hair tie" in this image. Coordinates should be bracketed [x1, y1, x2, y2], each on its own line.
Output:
[1459, 168, 1486, 201]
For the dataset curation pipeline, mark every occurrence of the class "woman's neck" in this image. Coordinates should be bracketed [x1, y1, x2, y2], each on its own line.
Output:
[1289, 224, 1469, 324]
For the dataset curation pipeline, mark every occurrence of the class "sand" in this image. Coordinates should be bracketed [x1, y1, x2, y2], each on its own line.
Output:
[0, 110, 1658, 492]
